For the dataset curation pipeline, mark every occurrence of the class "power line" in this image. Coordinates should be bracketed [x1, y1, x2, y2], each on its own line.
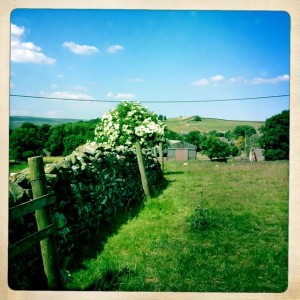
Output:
[9, 93, 289, 103]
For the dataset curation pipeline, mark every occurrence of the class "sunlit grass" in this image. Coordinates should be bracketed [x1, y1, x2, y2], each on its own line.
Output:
[66, 160, 288, 292]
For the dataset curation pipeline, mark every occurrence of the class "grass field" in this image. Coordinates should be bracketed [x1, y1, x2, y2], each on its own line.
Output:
[66, 160, 288, 292]
[166, 117, 264, 133]
[9, 157, 62, 174]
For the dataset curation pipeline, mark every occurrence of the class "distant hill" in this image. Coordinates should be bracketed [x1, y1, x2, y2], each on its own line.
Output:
[10, 116, 86, 129]
[166, 117, 264, 134]
[10, 115, 265, 134]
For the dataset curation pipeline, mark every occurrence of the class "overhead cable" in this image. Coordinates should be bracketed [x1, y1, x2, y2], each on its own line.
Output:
[9, 94, 289, 103]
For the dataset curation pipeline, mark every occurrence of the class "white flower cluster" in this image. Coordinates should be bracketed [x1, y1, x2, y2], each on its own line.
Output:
[94, 101, 165, 150]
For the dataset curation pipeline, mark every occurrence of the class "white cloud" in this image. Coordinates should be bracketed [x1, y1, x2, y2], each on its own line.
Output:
[107, 92, 136, 99]
[10, 109, 32, 116]
[251, 74, 290, 84]
[228, 76, 246, 83]
[11, 23, 56, 64]
[63, 41, 99, 55]
[191, 74, 225, 86]
[11, 24, 25, 38]
[191, 78, 210, 86]
[44, 110, 62, 117]
[131, 78, 144, 83]
[210, 74, 224, 82]
[40, 91, 93, 100]
[191, 73, 289, 87]
[115, 93, 136, 99]
[107, 44, 124, 54]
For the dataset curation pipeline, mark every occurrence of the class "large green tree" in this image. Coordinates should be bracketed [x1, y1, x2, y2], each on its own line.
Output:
[201, 136, 232, 161]
[259, 110, 289, 161]
[233, 125, 256, 138]
[9, 122, 43, 161]
[45, 125, 66, 156]
[164, 128, 182, 141]
[183, 130, 204, 150]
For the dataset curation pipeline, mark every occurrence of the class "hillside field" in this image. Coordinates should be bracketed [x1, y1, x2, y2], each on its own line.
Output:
[166, 117, 264, 133]
[9, 116, 85, 129]
[10, 115, 264, 134]
[67, 160, 288, 292]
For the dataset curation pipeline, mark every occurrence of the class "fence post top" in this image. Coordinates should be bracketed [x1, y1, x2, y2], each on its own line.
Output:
[28, 156, 43, 161]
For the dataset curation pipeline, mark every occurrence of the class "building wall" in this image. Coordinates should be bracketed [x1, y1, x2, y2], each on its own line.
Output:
[167, 148, 196, 161]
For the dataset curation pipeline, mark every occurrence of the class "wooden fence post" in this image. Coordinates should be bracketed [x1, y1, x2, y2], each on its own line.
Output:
[135, 143, 151, 198]
[28, 156, 61, 289]
[159, 142, 164, 171]
[153, 146, 158, 158]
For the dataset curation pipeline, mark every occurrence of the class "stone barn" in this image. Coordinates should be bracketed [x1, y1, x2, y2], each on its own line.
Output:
[166, 140, 197, 161]
[249, 147, 265, 162]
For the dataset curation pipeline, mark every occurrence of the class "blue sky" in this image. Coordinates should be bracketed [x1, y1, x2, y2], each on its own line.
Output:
[10, 9, 290, 121]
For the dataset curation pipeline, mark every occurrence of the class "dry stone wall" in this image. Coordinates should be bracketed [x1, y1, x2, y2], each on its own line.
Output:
[9, 142, 163, 289]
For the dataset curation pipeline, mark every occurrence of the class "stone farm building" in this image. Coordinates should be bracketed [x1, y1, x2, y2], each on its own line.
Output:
[166, 140, 197, 161]
[249, 147, 265, 162]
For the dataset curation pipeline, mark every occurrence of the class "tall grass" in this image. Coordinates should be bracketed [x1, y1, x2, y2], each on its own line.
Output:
[65, 161, 289, 292]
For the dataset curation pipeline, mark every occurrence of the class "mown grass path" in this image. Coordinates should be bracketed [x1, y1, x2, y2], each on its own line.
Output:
[66, 160, 288, 292]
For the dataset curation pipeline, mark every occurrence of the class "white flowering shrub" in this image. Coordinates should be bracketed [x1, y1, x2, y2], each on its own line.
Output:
[94, 101, 166, 149]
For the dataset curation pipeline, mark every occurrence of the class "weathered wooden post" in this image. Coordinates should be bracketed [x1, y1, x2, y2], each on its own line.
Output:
[159, 142, 164, 171]
[135, 143, 151, 198]
[153, 146, 158, 158]
[28, 156, 61, 289]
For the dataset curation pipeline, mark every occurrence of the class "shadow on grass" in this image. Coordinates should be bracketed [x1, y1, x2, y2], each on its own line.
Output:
[65, 176, 169, 276]
[163, 171, 185, 175]
[66, 198, 145, 273]
[85, 267, 134, 291]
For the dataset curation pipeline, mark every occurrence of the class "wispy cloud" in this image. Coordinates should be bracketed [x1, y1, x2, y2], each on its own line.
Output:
[11, 23, 56, 64]
[107, 44, 125, 54]
[228, 76, 246, 84]
[63, 41, 99, 55]
[43, 110, 62, 117]
[131, 78, 144, 83]
[191, 73, 289, 87]
[191, 74, 224, 86]
[191, 78, 210, 86]
[10, 109, 32, 116]
[40, 91, 93, 100]
[210, 74, 224, 82]
[250, 74, 289, 84]
[107, 92, 136, 100]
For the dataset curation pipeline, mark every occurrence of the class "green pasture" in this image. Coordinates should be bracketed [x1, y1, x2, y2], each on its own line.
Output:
[66, 160, 288, 292]
[166, 117, 264, 133]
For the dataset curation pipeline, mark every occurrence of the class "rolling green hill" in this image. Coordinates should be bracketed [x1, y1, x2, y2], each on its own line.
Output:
[10, 115, 264, 134]
[166, 117, 264, 133]
[9, 116, 86, 129]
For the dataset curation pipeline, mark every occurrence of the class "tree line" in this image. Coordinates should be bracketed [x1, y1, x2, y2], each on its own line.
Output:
[9, 110, 289, 162]
[165, 110, 289, 161]
[9, 119, 100, 161]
